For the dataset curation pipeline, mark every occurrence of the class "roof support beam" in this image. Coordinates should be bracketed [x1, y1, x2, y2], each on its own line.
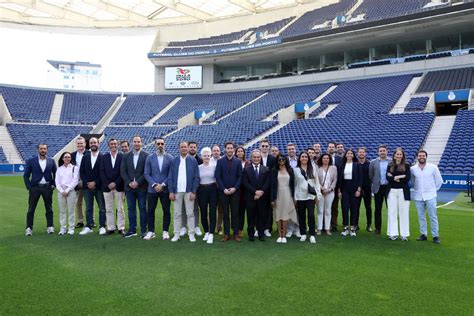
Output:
[83, 0, 149, 24]
[229, 0, 256, 13]
[152, 0, 212, 21]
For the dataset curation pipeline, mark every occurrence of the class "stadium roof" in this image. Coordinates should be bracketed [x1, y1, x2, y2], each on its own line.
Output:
[0, 0, 312, 28]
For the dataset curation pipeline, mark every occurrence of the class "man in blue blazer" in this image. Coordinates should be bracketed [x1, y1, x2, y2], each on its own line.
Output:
[143, 137, 173, 240]
[100, 138, 125, 235]
[121, 136, 149, 238]
[215, 141, 242, 242]
[79, 137, 106, 235]
[168, 141, 200, 242]
[23, 143, 57, 236]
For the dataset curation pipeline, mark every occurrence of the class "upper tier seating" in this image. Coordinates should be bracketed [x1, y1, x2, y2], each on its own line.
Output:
[405, 97, 429, 112]
[0, 86, 55, 122]
[416, 67, 474, 93]
[60, 92, 118, 124]
[111, 95, 177, 125]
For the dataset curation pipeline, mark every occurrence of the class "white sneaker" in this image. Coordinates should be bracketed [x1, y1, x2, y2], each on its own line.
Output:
[281, 237, 287, 244]
[180, 227, 187, 236]
[67, 229, 74, 235]
[162, 231, 170, 240]
[349, 230, 356, 237]
[195, 227, 203, 236]
[254, 231, 259, 237]
[300, 235, 307, 242]
[47, 226, 55, 234]
[99, 227, 107, 235]
[58, 228, 67, 235]
[264, 229, 272, 237]
[171, 234, 180, 242]
[203, 232, 209, 241]
[310, 236, 316, 244]
[79, 227, 93, 235]
[295, 231, 302, 238]
[25, 227, 32, 236]
[189, 234, 196, 242]
[285, 230, 292, 238]
[207, 234, 214, 244]
[341, 228, 350, 236]
[276, 237, 282, 243]
[143, 232, 155, 240]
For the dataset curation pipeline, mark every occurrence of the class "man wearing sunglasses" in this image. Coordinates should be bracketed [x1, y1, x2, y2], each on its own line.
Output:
[259, 139, 275, 237]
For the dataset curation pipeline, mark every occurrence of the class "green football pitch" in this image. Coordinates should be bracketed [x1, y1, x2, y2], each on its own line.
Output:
[1, 176, 473, 315]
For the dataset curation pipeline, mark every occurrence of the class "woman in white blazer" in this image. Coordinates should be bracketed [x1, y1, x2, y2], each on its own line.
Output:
[316, 153, 338, 235]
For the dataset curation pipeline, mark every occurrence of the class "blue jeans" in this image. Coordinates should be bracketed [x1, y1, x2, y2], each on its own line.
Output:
[126, 190, 147, 234]
[415, 198, 439, 237]
[83, 189, 106, 229]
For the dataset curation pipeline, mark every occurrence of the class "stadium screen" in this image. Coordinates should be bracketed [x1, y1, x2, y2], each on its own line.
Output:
[165, 65, 203, 89]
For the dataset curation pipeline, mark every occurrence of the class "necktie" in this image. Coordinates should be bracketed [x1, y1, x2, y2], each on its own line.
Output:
[255, 166, 259, 177]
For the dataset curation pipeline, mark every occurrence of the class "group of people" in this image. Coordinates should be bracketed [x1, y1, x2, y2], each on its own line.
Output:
[23, 137, 444, 244]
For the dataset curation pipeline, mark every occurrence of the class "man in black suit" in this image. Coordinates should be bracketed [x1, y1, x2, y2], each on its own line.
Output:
[23, 143, 57, 236]
[100, 138, 125, 235]
[71, 136, 88, 228]
[328, 141, 343, 232]
[259, 139, 275, 237]
[121, 135, 149, 238]
[242, 149, 270, 241]
[79, 137, 106, 235]
[357, 147, 372, 232]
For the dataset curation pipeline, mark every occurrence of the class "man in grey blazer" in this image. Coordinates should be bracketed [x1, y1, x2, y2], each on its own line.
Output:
[143, 137, 173, 240]
[369, 144, 391, 235]
[120, 136, 149, 238]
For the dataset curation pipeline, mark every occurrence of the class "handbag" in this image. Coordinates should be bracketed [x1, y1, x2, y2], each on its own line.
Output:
[300, 168, 317, 195]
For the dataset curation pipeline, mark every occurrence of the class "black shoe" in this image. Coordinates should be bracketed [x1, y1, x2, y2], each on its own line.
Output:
[117, 229, 125, 235]
[249, 237, 255, 242]
[366, 225, 372, 232]
[331, 226, 338, 232]
[106, 230, 115, 235]
[374, 229, 381, 235]
[75, 222, 84, 228]
[433, 236, 440, 244]
[259, 237, 265, 241]
[356, 226, 360, 231]
[416, 234, 428, 241]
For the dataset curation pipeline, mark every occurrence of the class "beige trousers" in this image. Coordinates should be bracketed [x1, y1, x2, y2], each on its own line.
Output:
[103, 190, 125, 231]
[173, 192, 195, 235]
[58, 190, 77, 230]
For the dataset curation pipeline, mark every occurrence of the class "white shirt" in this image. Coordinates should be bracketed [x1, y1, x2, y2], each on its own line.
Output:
[38, 156, 47, 184]
[210, 156, 220, 167]
[344, 163, 353, 180]
[157, 152, 164, 171]
[410, 163, 443, 201]
[75, 151, 85, 168]
[110, 152, 117, 168]
[262, 155, 268, 167]
[177, 155, 187, 193]
[289, 157, 297, 168]
[55, 164, 79, 193]
[91, 151, 99, 169]
[199, 164, 216, 185]
[133, 151, 140, 169]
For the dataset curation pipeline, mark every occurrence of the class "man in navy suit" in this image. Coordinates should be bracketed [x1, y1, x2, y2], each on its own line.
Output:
[79, 137, 106, 235]
[144, 137, 173, 241]
[242, 149, 270, 241]
[168, 141, 200, 242]
[100, 138, 125, 235]
[23, 143, 57, 236]
[121, 136, 149, 238]
[259, 139, 275, 237]
[215, 141, 242, 242]
[328, 141, 344, 232]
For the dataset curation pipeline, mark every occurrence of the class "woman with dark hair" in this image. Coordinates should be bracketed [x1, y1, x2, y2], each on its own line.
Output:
[338, 149, 362, 237]
[236, 146, 250, 237]
[386, 148, 411, 241]
[270, 154, 296, 243]
[316, 153, 338, 235]
[55, 151, 79, 235]
[293, 151, 322, 244]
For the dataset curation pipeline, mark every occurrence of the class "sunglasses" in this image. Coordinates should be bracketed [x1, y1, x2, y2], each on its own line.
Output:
[261, 145, 269, 147]
[156, 143, 164, 145]
[278, 158, 286, 161]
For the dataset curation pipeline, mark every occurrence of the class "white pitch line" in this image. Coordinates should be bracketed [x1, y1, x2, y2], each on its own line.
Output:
[437, 201, 455, 209]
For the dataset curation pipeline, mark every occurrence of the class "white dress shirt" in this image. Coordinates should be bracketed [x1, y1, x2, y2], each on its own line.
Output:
[110, 152, 117, 168]
[177, 156, 187, 193]
[410, 163, 443, 201]
[157, 153, 164, 171]
[262, 155, 268, 167]
[133, 151, 140, 169]
[38, 156, 47, 184]
[91, 151, 99, 169]
[344, 163, 353, 180]
[75, 151, 84, 168]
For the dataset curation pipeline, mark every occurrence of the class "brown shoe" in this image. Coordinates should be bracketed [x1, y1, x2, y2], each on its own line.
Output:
[325, 230, 332, 236]
[221, 235, 231, 242]
[238, 230, 243, 237]
[234, 234, 241, 242]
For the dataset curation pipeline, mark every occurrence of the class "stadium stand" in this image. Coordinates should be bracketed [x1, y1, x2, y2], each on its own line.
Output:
[0, 86, 55, 122]
[0, 146, 8, 163]
[350, 0, 428, 23]
[416, 67, 474, 93]
[111, 94, 177, 125]
[405, 97, 429, 112]
[437, 110, 474, 174]
[7, 123, 92, 161]
[60, 92, 118, 124]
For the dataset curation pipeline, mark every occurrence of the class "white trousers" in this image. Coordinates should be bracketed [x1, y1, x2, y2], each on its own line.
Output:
[58, 190, 77, 230]
[387, 189, 410, 238]
[103, 190, 125, 231]
[173, 192, 195, 235]
[318, 191, 334, 230]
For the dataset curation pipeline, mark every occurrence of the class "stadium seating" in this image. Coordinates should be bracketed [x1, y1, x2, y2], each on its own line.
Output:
[0, 86, 55, 122]
[153, 90, 263, 125]
[0, 146, 8, 163]
[416, 67, 474, 93]
[437, 110, 474, 174]
[405, 97, 429, 112]
[7, 123, 92, 161]
[60, 92, 118, 124]
[111, 94, 177, 125]
[100, 126, 177, 152]
[350, 0, 425, 23]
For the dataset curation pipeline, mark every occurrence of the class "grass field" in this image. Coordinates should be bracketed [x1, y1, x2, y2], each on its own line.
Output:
[1, 176, 473, 315]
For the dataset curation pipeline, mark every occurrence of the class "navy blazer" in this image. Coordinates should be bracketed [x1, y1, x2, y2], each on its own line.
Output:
[337, 162, 363, 193]
[23, 156, 57, 190]
[167, 155, 200, 194]
[215, 155, 242, 192]
[100, 152, 124, 192]
[270, 168, 295, 202]
[144, 152, 173, 193]
[242, 164, 270, 200]
[120, 150, 149, 192]
[80, 152, 103, 189]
